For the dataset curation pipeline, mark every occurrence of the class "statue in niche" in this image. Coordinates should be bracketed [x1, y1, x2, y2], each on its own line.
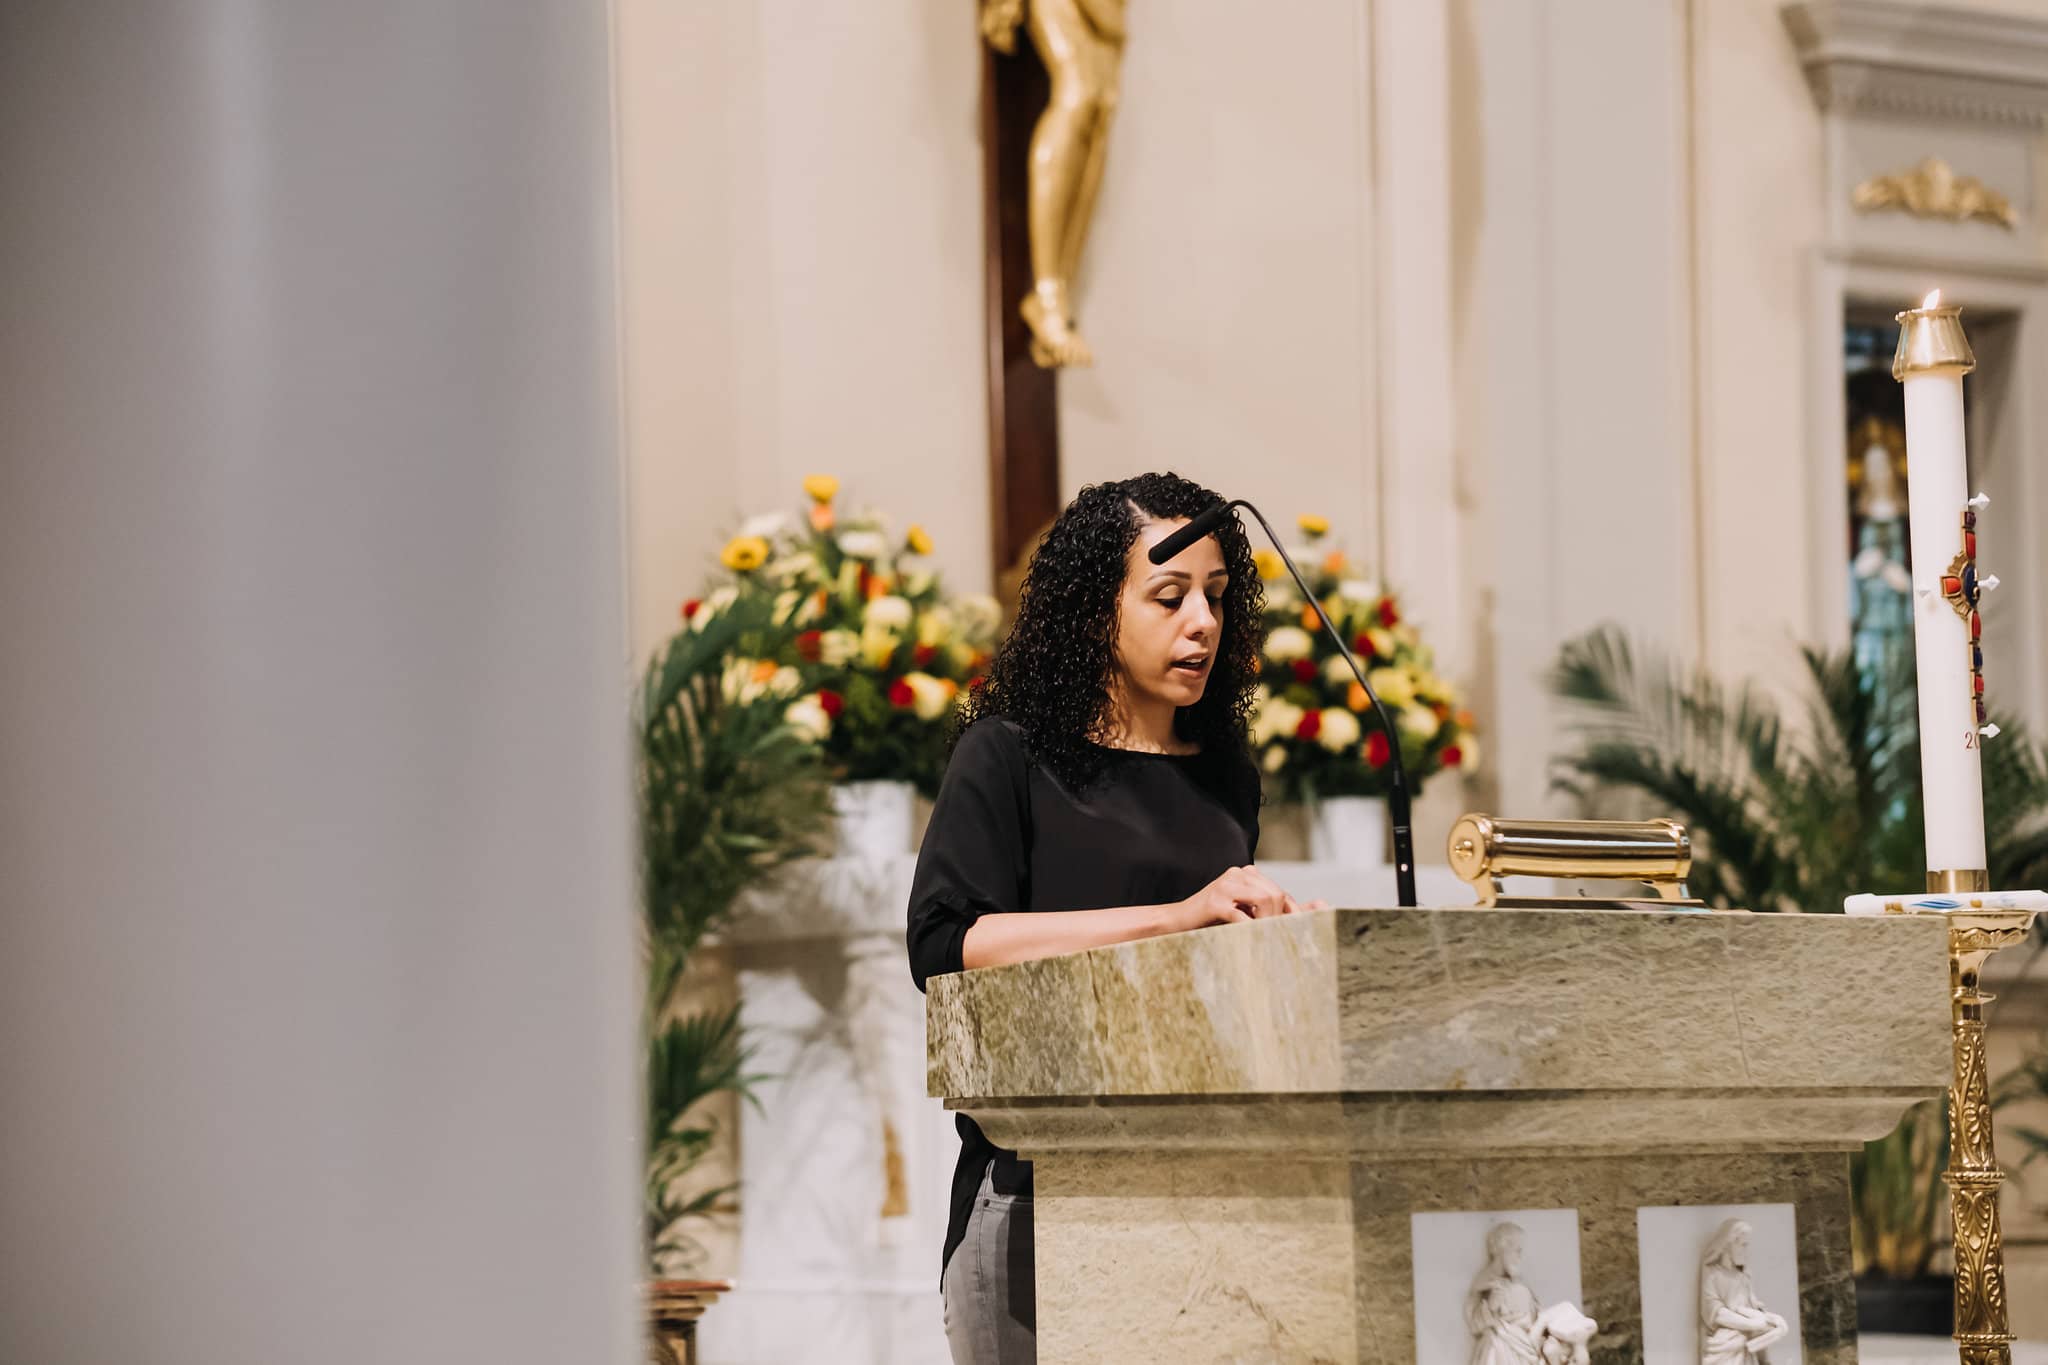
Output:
[1848, 415, 1913, 707]
[1699, 1218, 1789, 1365]
[980, 0, 1126, 368]
[1464, 1222, 1599, 1365]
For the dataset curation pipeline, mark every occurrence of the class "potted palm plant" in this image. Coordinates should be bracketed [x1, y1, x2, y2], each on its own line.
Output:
[1548, 625, 2048, 1333]
[637, 589, 834, 1353]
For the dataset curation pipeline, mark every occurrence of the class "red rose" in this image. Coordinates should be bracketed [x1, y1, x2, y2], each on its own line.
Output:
[1352, 632, 1373, 657]
[1441, 744, 1463, 768]
[680, 599, 702, 621]
[817, 689, 845, 719]
[1291, 657, 1317, 684]
[913, 643, 938, 668]
[1377, 597, 1399, 628]
[1295, 710, 1322, 741]
[1364, 731, 1391, 768]
[857, 564, 874, 599]
[888, 678, 916, 708]
[795, 629, 823, 662]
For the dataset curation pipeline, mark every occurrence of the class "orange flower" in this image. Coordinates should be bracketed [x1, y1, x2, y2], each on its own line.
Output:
[1347, 681, 1371, 713]
[750, 660, 778, 684]
[809, 502, 835, 532]
[866, 570, 893, 600]
[1321, 551, 1347, 576]
[1299, 604, 1320, 630]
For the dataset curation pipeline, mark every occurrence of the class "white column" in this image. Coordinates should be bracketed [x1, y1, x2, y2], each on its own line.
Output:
[0, 6, 637, 1365]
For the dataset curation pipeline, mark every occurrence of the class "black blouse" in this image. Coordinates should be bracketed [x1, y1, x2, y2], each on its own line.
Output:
[905, 717, 1259, 1278]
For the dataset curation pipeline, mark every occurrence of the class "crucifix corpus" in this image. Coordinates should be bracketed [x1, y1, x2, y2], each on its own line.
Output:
[979, 0, 1126, 600]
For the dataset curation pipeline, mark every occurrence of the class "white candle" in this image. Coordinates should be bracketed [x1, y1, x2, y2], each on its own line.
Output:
[1894, 289, 1988, 882]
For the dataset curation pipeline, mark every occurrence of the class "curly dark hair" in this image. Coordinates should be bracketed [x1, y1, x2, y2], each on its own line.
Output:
[959, 471, 1265, 800]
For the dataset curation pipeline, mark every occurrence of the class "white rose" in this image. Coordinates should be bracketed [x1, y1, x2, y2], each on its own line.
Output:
[953, 593, 1003, 643]
[1337, 578, 1380, 604]
[865, 594, 914, 631]
[837, 530, 890, 560]
[740, 511, 790, 540]
[1316, 707, 1361, 752]
[765, 551, 817, 584]
[1264, 626, 1314, 663]
[770, 666, 802, 699]
[1322, 655, 1356, 686]
[903, 671, 956, 721]
[1261, 745, 1287, 774]
[772, 590, 800, 626]
[784, 696, 831, 742]
[693, 585, 739, 632]
[1254, 697, 1303, 744]
[818, 629, 859, 666]
[1453, 735, 1481, 771]
[1399, 704, 1440, 741]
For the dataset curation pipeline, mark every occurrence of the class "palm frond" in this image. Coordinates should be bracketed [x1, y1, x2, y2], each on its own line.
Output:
[1551, 624, 2048, 1278]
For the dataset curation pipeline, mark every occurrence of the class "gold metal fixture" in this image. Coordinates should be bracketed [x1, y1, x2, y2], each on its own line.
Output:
[1931, 906, 2034, 1364]
[1854, 157, 2018, 230]
[1893, 294, 1978, 380]
[1447, 814, 1697, 907]
[1930, 868, 1994, 894]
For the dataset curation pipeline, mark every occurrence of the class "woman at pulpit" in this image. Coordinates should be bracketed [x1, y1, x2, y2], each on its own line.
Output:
[905, 471, 1327, 1365]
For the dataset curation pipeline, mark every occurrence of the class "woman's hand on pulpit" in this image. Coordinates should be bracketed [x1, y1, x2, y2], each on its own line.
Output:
[1176, 866, 1330, 928]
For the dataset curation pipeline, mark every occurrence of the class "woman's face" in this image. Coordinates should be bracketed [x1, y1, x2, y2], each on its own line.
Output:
[1113, 517, 1228, 716]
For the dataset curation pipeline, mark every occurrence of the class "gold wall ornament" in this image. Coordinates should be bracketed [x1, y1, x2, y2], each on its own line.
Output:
[1853, 157, 2019, 230]
[980, 0, 1126, 368]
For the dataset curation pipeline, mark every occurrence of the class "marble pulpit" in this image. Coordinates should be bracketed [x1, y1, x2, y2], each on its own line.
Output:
[696, 859, 1466, 1365]
[926, 907, 1952, 1364]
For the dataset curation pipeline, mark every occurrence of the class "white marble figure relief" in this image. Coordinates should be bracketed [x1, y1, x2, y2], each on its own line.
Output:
[1698, 1218, 1789, 1365]
[1464, 1222, 1599, 1365]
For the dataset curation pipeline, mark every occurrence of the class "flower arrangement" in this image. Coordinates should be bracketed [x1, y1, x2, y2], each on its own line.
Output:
[1250, 515, 1476, 801]
[696, 475, 1002, 797]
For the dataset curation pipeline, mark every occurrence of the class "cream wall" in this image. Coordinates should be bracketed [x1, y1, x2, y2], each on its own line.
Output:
[616, 0, 988, 663]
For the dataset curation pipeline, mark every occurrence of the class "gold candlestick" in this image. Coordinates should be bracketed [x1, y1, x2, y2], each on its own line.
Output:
[1933, 906, 2035, 1364]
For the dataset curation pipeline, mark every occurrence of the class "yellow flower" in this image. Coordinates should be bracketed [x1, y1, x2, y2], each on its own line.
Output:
[1367, 666, 1416, 706]
[1298, 513, 1330, 538]
[905, 524, 934, 556]
[720, 535, 771, 572]
[1253, 548, 1286, 581]
[802, 473, 839, 504]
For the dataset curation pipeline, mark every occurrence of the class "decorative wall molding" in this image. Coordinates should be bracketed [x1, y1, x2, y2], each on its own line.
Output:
[1783, 1, 2048, 127]
[1853, 156, 2019, 228]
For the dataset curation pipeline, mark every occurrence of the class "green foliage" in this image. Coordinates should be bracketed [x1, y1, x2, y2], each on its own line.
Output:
[1548, 624, 2048, 1277]
[636, 591, 832, 1273]
[640, 594, 830, 956]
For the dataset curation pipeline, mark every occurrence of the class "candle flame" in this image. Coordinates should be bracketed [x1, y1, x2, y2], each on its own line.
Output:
[1924, 288, 1943, 309]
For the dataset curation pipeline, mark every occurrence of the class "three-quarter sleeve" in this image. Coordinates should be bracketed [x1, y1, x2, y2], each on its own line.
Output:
[906, 719, 1031, 992]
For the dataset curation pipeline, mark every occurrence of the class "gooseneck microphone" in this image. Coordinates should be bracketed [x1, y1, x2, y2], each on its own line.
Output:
[1149, 499, 1419, 908]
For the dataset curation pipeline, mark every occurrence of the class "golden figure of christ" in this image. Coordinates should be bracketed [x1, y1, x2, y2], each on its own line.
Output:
[982, 0, 1126, 368]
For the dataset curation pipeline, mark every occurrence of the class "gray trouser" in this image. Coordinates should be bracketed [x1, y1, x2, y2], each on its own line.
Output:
[941, 1161, 1036, 1364]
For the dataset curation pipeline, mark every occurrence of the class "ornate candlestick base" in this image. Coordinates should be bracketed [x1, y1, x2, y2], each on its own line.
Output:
[1934, 906, 2034, 1365]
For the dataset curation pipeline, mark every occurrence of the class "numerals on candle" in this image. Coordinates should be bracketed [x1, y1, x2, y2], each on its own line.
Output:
[1966, 729, 1981, 749]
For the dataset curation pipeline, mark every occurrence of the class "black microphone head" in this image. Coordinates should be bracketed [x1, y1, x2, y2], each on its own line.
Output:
[1146, 500, 1233, 565]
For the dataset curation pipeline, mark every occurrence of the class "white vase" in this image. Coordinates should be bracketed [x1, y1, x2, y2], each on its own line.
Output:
[830, 780, 916, 860]
[1307, 795, 1388, 866]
